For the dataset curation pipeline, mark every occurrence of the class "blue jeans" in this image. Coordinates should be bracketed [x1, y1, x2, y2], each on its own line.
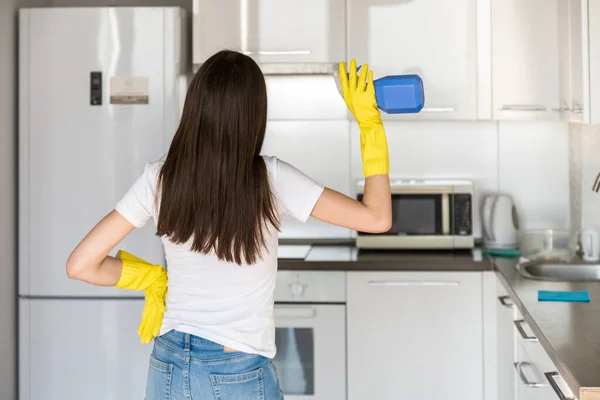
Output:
[146, 330, 284, 400]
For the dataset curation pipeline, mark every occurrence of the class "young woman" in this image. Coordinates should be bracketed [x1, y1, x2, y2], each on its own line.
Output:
[66, 51, 391, 399]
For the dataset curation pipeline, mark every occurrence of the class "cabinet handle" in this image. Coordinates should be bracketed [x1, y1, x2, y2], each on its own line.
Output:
[514, 319, 538, 342]
[545, 372, 575, 400]
[420, 107, 456, 113]
[368, 280, 460, 287]
[243, 50, 312, 56]
[552, 107, 571, 112]
[274, 307, 315, 319]
[500, 104, 547, 112]
[498, 295, 514, 308]
[572, 106, 584, 114]
[514, 362, 545, 388]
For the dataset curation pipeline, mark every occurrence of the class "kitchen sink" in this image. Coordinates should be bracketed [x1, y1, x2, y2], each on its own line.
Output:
[517, 260, 600, 281]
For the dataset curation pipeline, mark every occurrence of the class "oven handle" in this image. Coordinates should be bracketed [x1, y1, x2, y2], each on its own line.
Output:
[274, 307, 316, 319]
[368, 280, 460, 287]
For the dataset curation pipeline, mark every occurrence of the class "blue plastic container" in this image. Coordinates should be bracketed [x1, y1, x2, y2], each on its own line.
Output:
[374, 74, 424, 114]
[335, 66, 425, 114]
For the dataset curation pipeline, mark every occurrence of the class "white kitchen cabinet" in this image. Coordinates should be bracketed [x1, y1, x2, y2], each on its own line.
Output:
[192, 0, 242, 66]
[514, 343, 556, 400]
[513, 338, 577, 400]
[348, 0, 478, 120]
[193, 0, 345, 71]
[586, 0, 600, 124]
[557, 0, 573, 120]
[557, 0, 590, 123]
[346, 271, 483, 400]
[568, 0, 588, 122]
[260, 121, 352, 239]
[496, 277, 516, 400]
[512, 310, 578, 400]
[491, 0, 561, 120]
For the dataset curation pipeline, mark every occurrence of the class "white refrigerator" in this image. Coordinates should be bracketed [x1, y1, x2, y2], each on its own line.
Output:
[18, 7, 188, 400]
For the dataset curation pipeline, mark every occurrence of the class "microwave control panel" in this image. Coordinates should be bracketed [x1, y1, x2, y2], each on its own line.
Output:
[452, 193, 472, 236]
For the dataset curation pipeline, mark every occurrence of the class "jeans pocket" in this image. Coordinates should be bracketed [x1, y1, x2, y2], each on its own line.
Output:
[145, 354, 174, 400]
[267, 361, 284, 399]
[210, 367, 264, 400]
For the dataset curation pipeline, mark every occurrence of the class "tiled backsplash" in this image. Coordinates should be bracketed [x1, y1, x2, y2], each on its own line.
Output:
[350, 120, 570, 238]
[569, 123, 600, 234]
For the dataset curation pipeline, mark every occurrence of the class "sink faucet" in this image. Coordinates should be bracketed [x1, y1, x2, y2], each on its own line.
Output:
[594, 172, 600, 192]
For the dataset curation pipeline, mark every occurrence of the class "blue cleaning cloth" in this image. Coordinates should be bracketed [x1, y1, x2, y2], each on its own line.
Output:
[538, 290, 590, 303]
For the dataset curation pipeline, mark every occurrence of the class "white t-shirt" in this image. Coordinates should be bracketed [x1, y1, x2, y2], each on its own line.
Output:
[115, 155, 324, 358]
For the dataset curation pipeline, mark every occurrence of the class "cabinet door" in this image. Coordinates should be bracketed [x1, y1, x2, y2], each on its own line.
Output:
[492, 0, 561, 120]
[590, 1, 600, 124]
[496, 278, 516, 400]
[260, 121, 351, 239]
[569, 0, 590, 123]
[192, 0, 243, 64]
[347, 271, 483, 400]
[348, 0, 478, 120]
[248, 0, 345, 64]
[557, 0, 572, 120]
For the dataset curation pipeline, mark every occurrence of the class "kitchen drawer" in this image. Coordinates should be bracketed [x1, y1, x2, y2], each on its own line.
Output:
[514, 341, 555, 400]
[512, 313, 577, 399]
[520, 339, 577, 400]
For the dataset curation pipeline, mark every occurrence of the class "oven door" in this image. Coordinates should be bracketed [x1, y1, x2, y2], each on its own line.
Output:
[273, 304, 346, 400]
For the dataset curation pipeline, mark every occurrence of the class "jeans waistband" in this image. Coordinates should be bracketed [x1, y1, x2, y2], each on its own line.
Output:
[159, 329, 224, 350]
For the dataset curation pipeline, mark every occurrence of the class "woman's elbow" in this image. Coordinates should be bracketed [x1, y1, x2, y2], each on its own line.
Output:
[66, 254, 85, 280]
[365, 214, 392, 233]
[374, 216, 393, 233]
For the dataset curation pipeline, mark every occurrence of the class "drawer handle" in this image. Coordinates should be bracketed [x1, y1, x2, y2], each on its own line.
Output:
[420, 107, 456, 113]
[498, 295, 514, 308]
[572, 107, 584, 114]
[514, 319, 538, 342]
[514, 362, 544, 388]
[368, 280, 460, 287]
[500, 104, 547, 112]
[545, 372, 575, 400]
[552, 107, 571, 112]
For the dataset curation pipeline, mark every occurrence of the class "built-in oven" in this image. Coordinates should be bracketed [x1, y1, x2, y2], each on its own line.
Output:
[273, 269, 346, 400]
[356, 179, 474, 250]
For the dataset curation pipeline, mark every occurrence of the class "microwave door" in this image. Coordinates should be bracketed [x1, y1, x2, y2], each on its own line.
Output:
[390, 194, 446, 236]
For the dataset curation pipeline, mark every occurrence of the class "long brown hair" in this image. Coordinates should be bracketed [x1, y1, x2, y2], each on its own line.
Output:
[156, 50, 279, 265]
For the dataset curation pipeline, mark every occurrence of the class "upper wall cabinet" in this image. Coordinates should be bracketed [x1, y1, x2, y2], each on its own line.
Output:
[491, 0, 562, 120]
[559, 0, 600, 124]
[192, 0, 346, 74]
[348, 0, 479, 121]
[567, 0, 587, 123]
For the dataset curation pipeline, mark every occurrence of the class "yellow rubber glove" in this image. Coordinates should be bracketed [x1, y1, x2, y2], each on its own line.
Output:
[115, 250, 167, 344]
[339, 59, 390, 177]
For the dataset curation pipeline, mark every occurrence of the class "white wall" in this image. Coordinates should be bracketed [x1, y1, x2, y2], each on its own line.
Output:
[569, 123, 600, 234]
[348, 120, 570, 237]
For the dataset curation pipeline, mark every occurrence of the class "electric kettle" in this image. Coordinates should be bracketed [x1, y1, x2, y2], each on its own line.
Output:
[481, 194, 519, 249]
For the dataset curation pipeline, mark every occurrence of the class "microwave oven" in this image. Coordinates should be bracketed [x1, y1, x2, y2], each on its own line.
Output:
[355, 179, 474, 250]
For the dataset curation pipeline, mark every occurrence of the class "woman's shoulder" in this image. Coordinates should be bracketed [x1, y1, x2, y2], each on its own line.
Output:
[260, 155, 293, 175]
[136, 158, 165, 190]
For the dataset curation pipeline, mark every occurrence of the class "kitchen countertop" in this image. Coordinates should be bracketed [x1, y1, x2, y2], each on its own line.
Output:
[277, 243, 492, 271]
[493, 258, 600, 400]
